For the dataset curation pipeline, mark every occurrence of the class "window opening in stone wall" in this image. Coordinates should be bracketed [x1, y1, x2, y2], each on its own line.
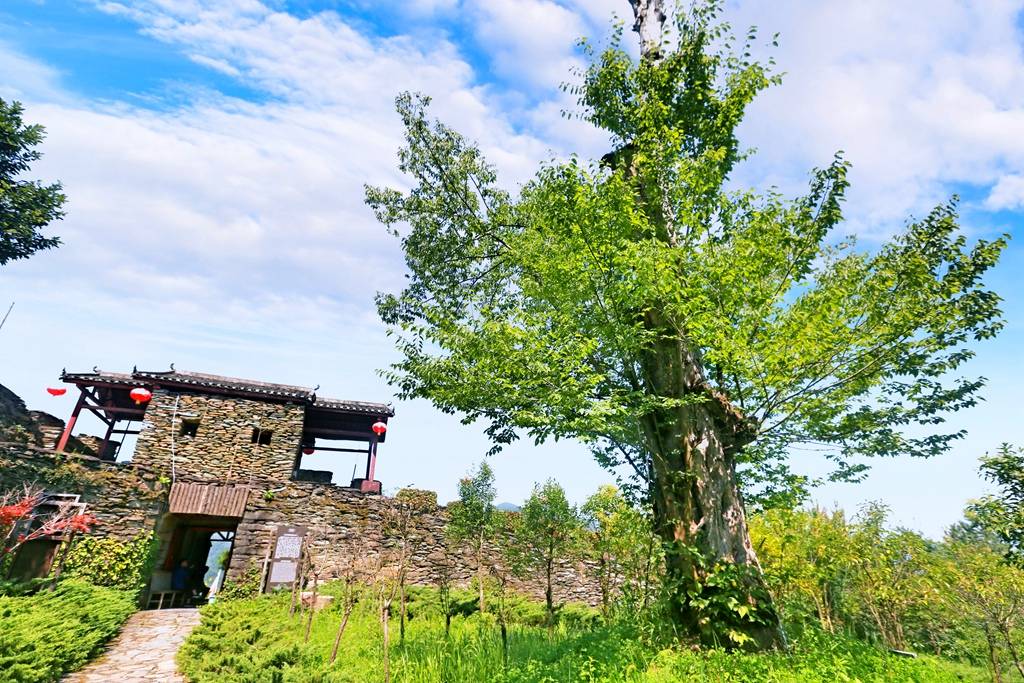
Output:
[251, 428, 273, 445]
[180, 418, 200, 438]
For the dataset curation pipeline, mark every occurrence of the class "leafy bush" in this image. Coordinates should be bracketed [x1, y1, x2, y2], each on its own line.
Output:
[395, 488, 438, 509]
[178, 580, 988, 682]
[62, 532, 157, 594]
[0, 580, 135, 682]
[216, 562, 264, 602]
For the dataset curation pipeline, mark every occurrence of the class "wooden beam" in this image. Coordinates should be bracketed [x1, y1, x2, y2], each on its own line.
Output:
[84, 405, 145, 415]
[56, 391, 86, 452]
[304, 446, 368, 454]
[304, 428, 372, 440]
[366, 437, 379, 481]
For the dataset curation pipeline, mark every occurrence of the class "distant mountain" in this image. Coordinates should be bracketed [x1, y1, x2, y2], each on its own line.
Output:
[496, 502, 521, 512]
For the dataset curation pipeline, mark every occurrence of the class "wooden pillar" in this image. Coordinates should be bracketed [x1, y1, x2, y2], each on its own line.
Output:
[365, 438, 378, 482]
[98, 419, 116, 461]
[55, 390, 85, 452]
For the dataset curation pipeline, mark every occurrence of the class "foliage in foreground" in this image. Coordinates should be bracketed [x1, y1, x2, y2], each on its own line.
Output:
[62, 532, 158, 594]
[178, 583, 986, 683]
[0, 580, 135, 683]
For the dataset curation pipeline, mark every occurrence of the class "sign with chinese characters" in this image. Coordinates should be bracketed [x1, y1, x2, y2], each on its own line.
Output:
[265, 524, 306, 591]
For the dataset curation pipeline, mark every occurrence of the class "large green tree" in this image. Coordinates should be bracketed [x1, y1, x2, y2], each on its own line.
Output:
[0, 99, 65, 266]
[367, 0, 1006, 648]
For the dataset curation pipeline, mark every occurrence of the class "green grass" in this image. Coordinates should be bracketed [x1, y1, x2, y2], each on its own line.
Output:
[178, 583, 989, 682]
[0, 580, 136, 683]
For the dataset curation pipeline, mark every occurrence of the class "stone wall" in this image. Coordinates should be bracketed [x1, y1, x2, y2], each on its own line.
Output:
[0, 442, 167, 542]
[133, 389, 305, 483]
[1, 381, 605, 607]
[229, 480, 603, 606]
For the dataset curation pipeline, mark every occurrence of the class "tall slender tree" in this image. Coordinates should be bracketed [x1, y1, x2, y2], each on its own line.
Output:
[1, 99, 65, 266]
[507, 480, 584, 632]
[367, 0, 1006, 648]
[446, 460, 497, 613]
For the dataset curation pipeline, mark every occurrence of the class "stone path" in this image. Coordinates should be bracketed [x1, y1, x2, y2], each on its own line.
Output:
[64, 608, 201, 683]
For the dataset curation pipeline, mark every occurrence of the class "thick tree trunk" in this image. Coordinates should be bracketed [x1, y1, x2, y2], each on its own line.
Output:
[640, 326, 785, 650]
[628, 0, 667, 59]
[622, 0, 785, 652]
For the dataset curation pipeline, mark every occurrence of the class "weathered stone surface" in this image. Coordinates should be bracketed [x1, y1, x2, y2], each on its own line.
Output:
[134, 389, 304, 482]
[300, 591, 334, 611]
[1, 379, 604, 607]
[0, 443, 166, 542]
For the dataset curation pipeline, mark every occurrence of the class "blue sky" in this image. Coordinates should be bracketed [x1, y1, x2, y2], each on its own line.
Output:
[1, 0, 1022, 538]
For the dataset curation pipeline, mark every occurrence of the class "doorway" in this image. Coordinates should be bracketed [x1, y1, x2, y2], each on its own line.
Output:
[147, 514, 237, 609]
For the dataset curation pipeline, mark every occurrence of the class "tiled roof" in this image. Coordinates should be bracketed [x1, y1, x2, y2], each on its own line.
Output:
[134, 370, 313, 400]
[61, 371, 137, 386]
[313, 396, 394, 416]
[61, 368, 393, 415]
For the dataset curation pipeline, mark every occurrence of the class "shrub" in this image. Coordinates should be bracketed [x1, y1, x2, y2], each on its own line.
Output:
[0, 580, 135, 682]
[62, 533, 158, 594]
[216, 562, 264, 602]
[395, 488, 438, 510]
[177, 583, 989, 683]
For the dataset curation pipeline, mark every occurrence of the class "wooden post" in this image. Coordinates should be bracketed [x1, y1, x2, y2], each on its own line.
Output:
[56, 391, 86, 452]
[258, 541, 272, 594]
[366, 438, 378, 482]
[98, 420, 116, 461]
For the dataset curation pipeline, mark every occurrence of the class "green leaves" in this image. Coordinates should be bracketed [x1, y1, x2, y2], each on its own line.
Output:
[368, 1, 1005, 505]
[447, 461, 498, 546]
[967, 444, 1024, 564]
[0, 98, 65, 266]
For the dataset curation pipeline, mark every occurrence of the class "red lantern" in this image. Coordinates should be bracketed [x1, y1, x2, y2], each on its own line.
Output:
[46, 387, 67, 396]
[129, 387, 152, 405]
[371, 421, 387, 436]
[302, 446, 315, 455]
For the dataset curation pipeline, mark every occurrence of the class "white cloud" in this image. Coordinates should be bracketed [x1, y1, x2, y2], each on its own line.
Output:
[986, 174, 1024, 211]
[0, 41, 68, 103]
[469, 0, 586, 89]
[2, 0, 1023, 535]
[729, 0, 1024, 235]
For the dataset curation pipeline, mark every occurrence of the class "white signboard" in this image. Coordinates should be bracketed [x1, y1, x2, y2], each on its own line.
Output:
[265, 524, 307, 591]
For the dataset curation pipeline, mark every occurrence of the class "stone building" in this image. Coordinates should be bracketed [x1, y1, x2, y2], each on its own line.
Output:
[0, 368, 601, 607]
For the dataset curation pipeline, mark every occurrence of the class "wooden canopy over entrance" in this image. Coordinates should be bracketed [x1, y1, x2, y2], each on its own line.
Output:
[169, 482, 249, 518]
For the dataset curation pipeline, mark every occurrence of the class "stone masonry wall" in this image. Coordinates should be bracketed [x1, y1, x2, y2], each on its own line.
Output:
[229, 480, 603, 607]
[0, 442, 167, 542]
[0, 442, 602, 606]
[133, 389, 305, 483]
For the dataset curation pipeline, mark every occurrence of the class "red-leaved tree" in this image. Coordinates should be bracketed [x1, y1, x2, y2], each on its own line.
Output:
[0, 485, 95, 566]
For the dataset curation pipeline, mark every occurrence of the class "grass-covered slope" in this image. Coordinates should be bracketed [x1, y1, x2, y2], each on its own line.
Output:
[178, 583, 988, 683]
[0, 580, 136, 683]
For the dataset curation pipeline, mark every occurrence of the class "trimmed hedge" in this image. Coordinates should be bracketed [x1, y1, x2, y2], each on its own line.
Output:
[0, 580, 135, 682]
